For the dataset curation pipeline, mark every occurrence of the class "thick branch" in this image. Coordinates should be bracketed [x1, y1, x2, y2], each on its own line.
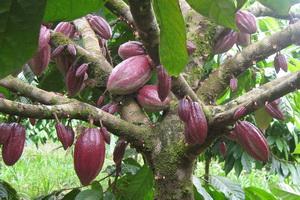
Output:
[197, 21, 300, 103]
[0, 98, 150, 147]
[105, 0, 135, 25]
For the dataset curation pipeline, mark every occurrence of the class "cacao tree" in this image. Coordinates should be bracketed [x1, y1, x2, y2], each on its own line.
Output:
[2, 0, 300, 199]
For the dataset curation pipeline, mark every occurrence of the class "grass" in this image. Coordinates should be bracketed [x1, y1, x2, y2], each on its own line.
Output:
[1, 140, 280, 199]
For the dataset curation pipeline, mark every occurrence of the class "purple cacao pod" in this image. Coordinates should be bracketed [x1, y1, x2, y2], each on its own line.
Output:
[0, 123, 12, 145]
[264, 102, 285, 121]
[75, 63, 89, 77]
[107, 55, 153, 95]
[55, 122, 69, 150]
[97, 96, 105, 108]
[184, 122, 197, 145]
[100, 126, 110, 144]
[118, 41, 146, 60]
[211, 29, 238, 54]
[178, 98, 191, 122]
[74, 128, 105, 185]
[108, 104, 118, 114]
[54, 22, 75, 38]
[55, 55, 73, 76]
[29, 118, 36, 126]
[37, 25, 50, 53]
[223, 129, 239, 142]
[186, 41, 197, 53]
[186, 102, 207, 145]
[67, 44, 77, 56]
[136, 85, 170, 112]
[28, 44, 51, 76]
[219, 141, 227, 156]
[65, 126, 75, 147]
[42, 22, 53, 28]
[51, 45, 65, 58]
[157, 65, 171, 102]
[66, 63, 86, 97]
[235, 121, 269, 162]
[89, 16, 112, 40]
[236, 32, 250, 47]
[113, 140, 127, 164]
[274, 54, 288, 73]
[235, 10, 258, 34]
[101, 103, 113, 112]
[233, 106, 247, 120]
[230, 76, 238, 92]
[2, 123, 26, 166]
[272, 98, 280, 105]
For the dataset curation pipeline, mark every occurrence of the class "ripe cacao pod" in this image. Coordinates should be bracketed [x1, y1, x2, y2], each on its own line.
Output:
[178, 98, 191, 122]
[51, 45, 64, 58]
[236, 32, 250, 47]
[186, 41, 197, 53]
[65, 126, 75, 147]
[75, 63, 89, 77]
[219, 142, 227, 156]
[274, 54, 288, 72]
[108, 104, 118, 114]
[211, 29, 238, 54]
[74, 128, 105, 186]
[230, 76, 238, 92]
[235, 10, 258, 34]
[54, 22, 75, 38]
[55, 122, 69, 150]
[136, 85, 170, 112]
[235, 121, 269, 162]
[186, 102, 207, 145]
[100, 126, 110, 144]
[89, 16, 112, 40]
[29, 118, 36, 126]
[37, 25, 50, 53]
[0, 123, 12, 145]
[118, 41, 146, 60]
[233, 106, 247, 120]
[184, 122, 197, 145]
[2, 123, 26, 166]
[264, 102, 285, 121]
[107, 55, 153, 95]
[28, 44, 51, 76]
[97, 96, 105, 108]
[113, 140, 127, 164]
[66, 63, 86, 97]
[157, 65, 171, 102]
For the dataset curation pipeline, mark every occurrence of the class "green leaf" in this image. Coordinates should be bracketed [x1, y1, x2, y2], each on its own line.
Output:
[103, 191, 115, 200]
[210, 176, 245, 200]
[62, 189, 81, 200]
[241, 151, 252, 173]
[0, 180, 19, 200]
[204, 184, 227, 200]
[75, 189, 102, 200]
[269, 182, 300, 200]
[153, 0, 188, 76]
[245, 186, 277, 200]
[43, 0, 104, 22]
[91, 182, 103, 194]
[258, 0, 300, 15]
[0, 0, 46, 79]
[292, 142, 300, 154]
[192, 175, 213, 200]
[125, 164, 154, 200]
[186, 0, 237, 30]
[254, 108, 272, 132]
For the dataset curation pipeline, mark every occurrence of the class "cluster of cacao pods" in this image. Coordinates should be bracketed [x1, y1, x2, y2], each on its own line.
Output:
[55, 122, 75, 150]
[274, 53, 288, 73]
[0, 122, 26, 166]
[178, 97, 208, 145]
[212, 10, 257, 54]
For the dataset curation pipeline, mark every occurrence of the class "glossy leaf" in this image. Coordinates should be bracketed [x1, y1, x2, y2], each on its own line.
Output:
[245, 186, 277, 200]
[258, 0, 300, 15]
[269, 182, 300, 200]
[62, 189, 81, 200]
[186, 0, 237, 30]
[254, 108, 272, 132]
[0, 180, 19, 200]
[292, 142, 300, 154]
[43, 0, 104, 22]
[153, 0, 188, 76]
[75, 189, 102, 200]
[193, 175, 213, 200]
[0, 0, 46, 79]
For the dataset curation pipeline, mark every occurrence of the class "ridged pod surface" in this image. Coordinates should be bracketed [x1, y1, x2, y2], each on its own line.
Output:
[67, 44, 77, 56]
[219, 142, 227, 155]
[236, 32, 250, 47]
[54, 22, 75, 38]
[89, 16, 112, 40]
[100, 126, 110, 144]
[2, 123, 26, 166]
[66, 63, 86, 97]
[118, 41, 146, 60]
[55, 122, 69, 150]
[74, 128, 105, 186]
[233, 106, 247, 120]
[37, 25, 50, 52]
[28, 44, 51, 76]
[97, 96, 105, 108]
[0, 123, 12, 145]
[157, 65, 171, 102]
[235, 10, 258, 34]
[230, 76, 238, 92]
[76, 63, 89, 77]
[184, 122, 197, 145]
[186, 102, 207, 145]
[235, 121, 269, 162]
[264, 102, 285, 121]
[136, 85, 170, 112]
[211, 29, 238, 54]
[178, 98, 191, 122]
[107, 55, 153, 95]
[274, 54, 288, 72]
[65, 126, 75, 147]
[113, 140, 127, 164]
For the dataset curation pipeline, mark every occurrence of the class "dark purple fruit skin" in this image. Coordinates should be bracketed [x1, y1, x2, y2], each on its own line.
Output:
[236, 32, 250, 47]
[264, 102, 285, 121]
[178, 98, 191, 122]
[113, 140, 127, 164]
[274, 54, 288, 72]
[0, 123, 12, 145]
[89, 16, 112, 40]
[233, 106, 247, 120]
[65, 126, 75, 147]
[157, 65, 171, 102]
[97, 96, 105, 108]
[230, 76, 238, 92]
[235, 10, 258, 34]
[2, 123, 26, 166]
[100, 126, 110, 144]
[74, 128, 105, 186]
[55, 122, 69, 150]
[219, 142, 227, 156]
[211, 29, 238, 54]
[66, 63, 86, 97]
